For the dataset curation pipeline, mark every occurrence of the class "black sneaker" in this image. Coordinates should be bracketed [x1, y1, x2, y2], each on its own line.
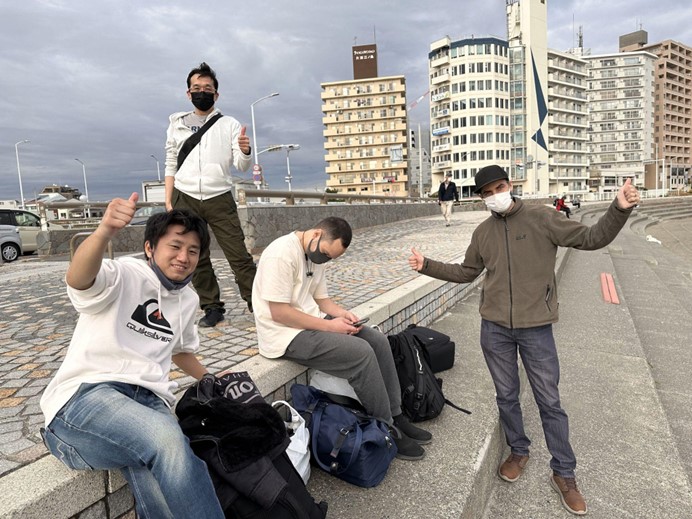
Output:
[393, 414, 433, 445]
[389, 425, 425, 461]
[199, 307, 225, 328]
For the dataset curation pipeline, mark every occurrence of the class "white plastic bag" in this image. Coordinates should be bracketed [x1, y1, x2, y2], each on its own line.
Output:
[309, 370, 362, 403]
[272, 400, 311, 484]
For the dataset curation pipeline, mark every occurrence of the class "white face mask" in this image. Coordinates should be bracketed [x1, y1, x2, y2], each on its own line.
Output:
[484, 191, 513, 213]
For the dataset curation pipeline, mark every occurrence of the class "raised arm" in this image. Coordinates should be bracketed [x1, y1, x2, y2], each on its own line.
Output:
[66, 193, 138, 290]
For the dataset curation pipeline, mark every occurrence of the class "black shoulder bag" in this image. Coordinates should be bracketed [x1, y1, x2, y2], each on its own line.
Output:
[176, 112, 224, 171]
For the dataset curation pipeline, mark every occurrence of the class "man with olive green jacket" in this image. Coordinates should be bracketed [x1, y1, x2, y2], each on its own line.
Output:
[408, 165, 641, 516]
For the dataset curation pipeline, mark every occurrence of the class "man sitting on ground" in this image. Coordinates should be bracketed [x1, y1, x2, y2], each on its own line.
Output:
[252, 216, 432, 460]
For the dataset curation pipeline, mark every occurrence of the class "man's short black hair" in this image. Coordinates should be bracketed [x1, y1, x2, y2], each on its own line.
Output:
[314, 217, 352, 249]
[186, 62, 219, 91]
[144, 209, 210, 255]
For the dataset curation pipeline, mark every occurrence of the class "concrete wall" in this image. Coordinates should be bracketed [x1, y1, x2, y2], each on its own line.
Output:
[38, 201, 486, 256]
[237, 201, 483, 252]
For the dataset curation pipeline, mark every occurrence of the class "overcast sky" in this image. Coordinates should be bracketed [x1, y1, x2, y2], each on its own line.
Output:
[2, 0, 690, 202]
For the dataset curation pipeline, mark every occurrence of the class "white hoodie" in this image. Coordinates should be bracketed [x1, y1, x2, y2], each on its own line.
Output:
[40, 257, 200, 426]
[164, 109, 252, 200]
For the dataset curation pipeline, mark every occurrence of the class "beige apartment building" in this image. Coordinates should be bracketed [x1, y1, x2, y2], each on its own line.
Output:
[620, 31, 692, 191]
[321, 76, 409, 196]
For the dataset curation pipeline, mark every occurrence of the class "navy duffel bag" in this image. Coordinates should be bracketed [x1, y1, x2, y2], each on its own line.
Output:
[290, 383, 397, 488]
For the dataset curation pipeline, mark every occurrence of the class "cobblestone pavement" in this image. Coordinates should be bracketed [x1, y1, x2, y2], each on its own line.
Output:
[0, 210, 488, 477]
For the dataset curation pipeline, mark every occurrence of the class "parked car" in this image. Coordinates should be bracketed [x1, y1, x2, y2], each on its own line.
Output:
[130, 206, 166, 225]
[0, 208, 43, 254]
[0, 225, 23, 262]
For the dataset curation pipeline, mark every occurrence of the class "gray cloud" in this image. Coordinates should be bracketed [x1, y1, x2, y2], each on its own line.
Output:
[1, 0, 689, 201]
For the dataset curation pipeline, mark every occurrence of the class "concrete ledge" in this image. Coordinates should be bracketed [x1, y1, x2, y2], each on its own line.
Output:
[0, 455, 125, 519]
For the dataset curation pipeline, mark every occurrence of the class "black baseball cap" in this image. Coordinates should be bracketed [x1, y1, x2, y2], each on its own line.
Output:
[473, 165, 509, 194]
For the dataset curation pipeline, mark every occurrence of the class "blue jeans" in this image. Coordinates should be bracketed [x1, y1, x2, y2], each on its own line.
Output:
[480, 320, 576, 477]
[43, 382, 224, 519]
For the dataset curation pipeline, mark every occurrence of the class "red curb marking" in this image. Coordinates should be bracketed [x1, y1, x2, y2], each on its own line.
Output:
[600, 273, 620, 305]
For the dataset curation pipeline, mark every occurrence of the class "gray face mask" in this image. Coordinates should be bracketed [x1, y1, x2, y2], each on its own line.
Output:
[148, 256, 193, 291]
[306, 236, 331, 264]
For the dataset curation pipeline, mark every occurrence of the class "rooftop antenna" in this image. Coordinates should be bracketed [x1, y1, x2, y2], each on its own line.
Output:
[373, 25, 377, 44]
[354, 36, 357, 46]
[578, 25, 583, 49]
[572, 13, 575, 50]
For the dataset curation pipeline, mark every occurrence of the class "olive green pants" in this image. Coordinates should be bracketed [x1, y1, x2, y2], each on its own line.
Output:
[172, 188, 256, 311]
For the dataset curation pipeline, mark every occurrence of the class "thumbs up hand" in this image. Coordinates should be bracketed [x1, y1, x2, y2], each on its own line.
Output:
[616, 177, 640, 209]
[99, 192, 139, 239]
[238, 126, 251, 155]
[408, 247, 425, 272]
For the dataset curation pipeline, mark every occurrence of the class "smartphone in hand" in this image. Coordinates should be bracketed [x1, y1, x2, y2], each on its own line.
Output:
[351, 317, 370, 327]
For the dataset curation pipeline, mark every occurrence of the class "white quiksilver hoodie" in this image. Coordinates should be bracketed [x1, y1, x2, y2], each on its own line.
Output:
[40, 257, 200, 427]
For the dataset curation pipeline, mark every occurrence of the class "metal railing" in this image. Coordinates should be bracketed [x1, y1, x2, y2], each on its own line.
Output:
[236, 189, 435, 206]
[69, 232, 113, 261]
[36, 200, 164, 229]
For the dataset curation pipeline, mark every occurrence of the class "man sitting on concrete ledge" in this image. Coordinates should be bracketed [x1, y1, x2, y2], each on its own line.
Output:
[39, 194, 225, 519]
[409, 165, 641, 516]
[252, 216, 432, 461]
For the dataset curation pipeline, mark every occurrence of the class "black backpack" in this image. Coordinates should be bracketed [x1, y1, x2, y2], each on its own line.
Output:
[388, 327, 471, 422]
[176, 382, 328, 519]
[402, 324, 456, 373]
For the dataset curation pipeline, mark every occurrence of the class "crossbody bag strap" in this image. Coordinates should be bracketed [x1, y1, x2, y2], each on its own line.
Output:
[176, 112, 224, 171]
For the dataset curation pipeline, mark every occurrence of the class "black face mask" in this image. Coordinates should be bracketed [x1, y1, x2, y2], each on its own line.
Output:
[190, 91, 215, 112]
[306, 236, 331, 265]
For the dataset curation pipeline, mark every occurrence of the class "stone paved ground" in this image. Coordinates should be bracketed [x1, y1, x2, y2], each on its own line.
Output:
[0, 209, 488, 477]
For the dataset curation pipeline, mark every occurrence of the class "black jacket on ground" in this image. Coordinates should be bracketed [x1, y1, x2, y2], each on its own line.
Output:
[176, 386, 327, 518]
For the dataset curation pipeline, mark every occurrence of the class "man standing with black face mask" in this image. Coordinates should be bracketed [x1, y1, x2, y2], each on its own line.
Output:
[164, 62, 256, 327]
[252, 217, 433, 461]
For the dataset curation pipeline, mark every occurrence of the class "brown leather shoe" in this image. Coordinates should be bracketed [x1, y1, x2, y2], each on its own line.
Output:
[550, 474, 588, 515]
[498, 453, 529, 482]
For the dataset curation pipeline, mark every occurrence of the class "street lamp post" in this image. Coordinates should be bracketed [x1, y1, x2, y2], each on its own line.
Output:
[150, 154, 161, 181]
[14, 140, 30, 209]
[74, 158, 90, 217]
[284, 144, 300, 191]
[256, 144, 300, 191]
[250, 93, 279, 190]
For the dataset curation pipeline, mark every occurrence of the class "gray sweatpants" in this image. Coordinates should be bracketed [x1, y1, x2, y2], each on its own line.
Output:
[284, 326, 402, 424]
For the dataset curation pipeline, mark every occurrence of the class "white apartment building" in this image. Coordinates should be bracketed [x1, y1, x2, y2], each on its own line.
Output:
[321, 76, 409, 196]
[428, 36, 511, 198]
[547, 48, 590, 196]
[585, 51, 656, 195]
[507, 0, 549, 196]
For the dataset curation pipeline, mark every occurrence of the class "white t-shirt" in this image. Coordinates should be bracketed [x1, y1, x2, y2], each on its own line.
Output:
[40, 257, 200, 426]
[252, 232, 329, 358]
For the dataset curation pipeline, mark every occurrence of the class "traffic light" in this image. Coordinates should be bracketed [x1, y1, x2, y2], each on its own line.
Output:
[409, 129, 416, 149]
